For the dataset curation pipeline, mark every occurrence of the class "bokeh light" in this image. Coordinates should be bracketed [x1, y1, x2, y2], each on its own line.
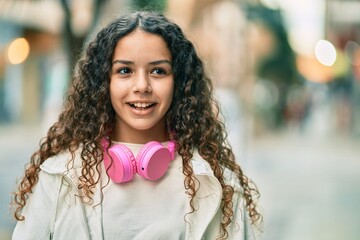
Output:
[344, 40, 360, 66]
[315, 39, 337, 66]
[7, 38, 30, 64]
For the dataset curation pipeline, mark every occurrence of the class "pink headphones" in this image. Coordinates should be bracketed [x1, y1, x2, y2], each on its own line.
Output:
[102, 138, 176, 183]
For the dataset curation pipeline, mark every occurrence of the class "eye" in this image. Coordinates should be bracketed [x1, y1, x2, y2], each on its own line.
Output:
[117, 67, 132, 75]
[151, 68, 166, 75]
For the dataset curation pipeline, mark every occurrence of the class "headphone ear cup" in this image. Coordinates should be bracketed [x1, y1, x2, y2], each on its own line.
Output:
[103, 144, 137, 183]
[136, 141, 171, 181]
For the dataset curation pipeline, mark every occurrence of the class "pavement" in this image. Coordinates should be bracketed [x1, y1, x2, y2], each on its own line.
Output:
[246, 130, 360, 240]
[0, 124, 359, 240]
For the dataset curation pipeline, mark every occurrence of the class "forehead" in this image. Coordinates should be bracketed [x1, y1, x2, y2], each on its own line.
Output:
[113, 30, 171, 60]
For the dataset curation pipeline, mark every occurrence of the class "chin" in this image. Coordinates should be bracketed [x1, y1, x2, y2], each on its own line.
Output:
[131, 124, 158, 131]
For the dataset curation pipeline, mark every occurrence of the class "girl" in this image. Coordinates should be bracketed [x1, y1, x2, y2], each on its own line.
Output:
[12, 11, 261, 240]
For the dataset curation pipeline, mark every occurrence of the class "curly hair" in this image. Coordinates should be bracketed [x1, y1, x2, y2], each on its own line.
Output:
[13, 11, 261, 239]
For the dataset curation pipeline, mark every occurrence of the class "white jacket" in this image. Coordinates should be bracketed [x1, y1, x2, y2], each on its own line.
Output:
[12, 149, 256, 240]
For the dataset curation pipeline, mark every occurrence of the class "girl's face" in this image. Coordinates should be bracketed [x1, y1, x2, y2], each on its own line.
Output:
[110, 30, 174, 143]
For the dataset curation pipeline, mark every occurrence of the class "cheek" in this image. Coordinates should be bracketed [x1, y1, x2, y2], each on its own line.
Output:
[109, 81, 125, 106]
[166, 83, 175, 105]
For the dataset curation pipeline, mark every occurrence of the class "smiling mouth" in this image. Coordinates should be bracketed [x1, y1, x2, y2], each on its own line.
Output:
[127, 102, 157, 110]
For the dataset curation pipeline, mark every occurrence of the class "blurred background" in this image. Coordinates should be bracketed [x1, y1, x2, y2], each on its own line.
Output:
[0, 0, 359, 239]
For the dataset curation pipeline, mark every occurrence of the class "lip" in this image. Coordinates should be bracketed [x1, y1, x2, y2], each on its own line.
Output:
[126, 101, 157, 115]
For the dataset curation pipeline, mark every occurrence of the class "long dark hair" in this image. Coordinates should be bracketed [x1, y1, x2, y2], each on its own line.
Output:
[13, 11, 261, 239]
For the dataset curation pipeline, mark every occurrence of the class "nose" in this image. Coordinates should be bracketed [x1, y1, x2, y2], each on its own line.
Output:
[133, 71, 151, 93]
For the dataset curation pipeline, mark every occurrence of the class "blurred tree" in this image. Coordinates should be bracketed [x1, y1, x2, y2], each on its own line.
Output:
[131, 0, 167, 12]
[60, 0, 109, 75]
[247, 5, 301, 129]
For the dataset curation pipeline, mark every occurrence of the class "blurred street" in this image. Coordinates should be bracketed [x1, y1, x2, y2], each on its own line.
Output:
[246, 130, 360, 240]
[1, 124, 359, 240]
[0, 124, 43, 240]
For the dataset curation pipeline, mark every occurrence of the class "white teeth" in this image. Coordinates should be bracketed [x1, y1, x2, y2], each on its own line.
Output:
[132, 102, 153, 108]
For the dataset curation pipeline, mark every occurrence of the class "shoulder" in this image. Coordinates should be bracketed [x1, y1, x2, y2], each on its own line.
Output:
[191, 149, 214, 175]
[223, 167, 242, 192]
[192, 149, 242, 191]
[40, 148, 82, 175]
[191, 149, 241, 188]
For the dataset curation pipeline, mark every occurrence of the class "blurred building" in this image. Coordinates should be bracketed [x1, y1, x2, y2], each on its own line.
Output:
[0, 0, 359, 134]
[0, 0, 124, 129]
[0, 0, 66, 127]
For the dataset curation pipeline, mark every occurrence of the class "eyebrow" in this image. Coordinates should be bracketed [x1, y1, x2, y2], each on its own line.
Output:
[149, 60, 172, 66]
[112, 59, 172, 66]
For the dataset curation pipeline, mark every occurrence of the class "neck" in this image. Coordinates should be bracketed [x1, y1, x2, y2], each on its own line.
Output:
[111, 125, 169, 144]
